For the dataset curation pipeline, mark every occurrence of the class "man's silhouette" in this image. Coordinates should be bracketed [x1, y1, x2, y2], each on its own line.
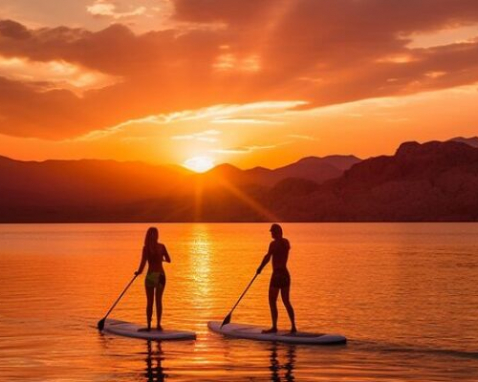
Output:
[257, 224, 297, 333]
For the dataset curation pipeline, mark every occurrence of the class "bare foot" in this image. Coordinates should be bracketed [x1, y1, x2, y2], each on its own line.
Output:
[290, 326, 297, 334]
[156, 325, 163, 331]
[138, 327, 151, 332]
[262, 327, 278, 334]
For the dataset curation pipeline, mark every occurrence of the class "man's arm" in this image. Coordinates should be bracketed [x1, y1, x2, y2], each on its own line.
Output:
[257, 243, 273, 274]
[135, 248, 147, 275]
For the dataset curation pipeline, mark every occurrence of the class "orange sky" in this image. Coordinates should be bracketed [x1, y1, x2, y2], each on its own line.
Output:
[1, 0, 478, 170]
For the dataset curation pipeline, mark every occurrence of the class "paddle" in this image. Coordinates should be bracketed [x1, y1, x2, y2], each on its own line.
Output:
[221, 272, 259, 327]
[97, 273, 138, 331]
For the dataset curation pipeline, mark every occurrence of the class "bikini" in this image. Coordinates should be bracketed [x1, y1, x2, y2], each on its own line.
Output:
[145, 271, 166, 288]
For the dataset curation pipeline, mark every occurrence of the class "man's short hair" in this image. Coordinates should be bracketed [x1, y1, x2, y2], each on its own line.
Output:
[270, 223, 283, 234]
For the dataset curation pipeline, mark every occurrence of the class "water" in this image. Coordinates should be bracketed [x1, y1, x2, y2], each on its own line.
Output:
[0, 223, 477, 381]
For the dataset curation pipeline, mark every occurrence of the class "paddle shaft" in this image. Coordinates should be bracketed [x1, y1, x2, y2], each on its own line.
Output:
[102, 274, 138, 321]
[226, 273, 258, 317]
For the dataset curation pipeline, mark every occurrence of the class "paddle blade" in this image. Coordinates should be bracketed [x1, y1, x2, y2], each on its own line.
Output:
[221, 314, 231, 328]
[97, 318, 106, 331]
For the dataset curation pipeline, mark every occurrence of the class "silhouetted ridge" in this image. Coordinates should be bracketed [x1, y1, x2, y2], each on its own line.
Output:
[1, 140, 478, 222]
[271, 177, 318, 196]
[312, 140, 478, 221]
[339, 140, 478, 189]
[450, 136, 478, 148]
[207, 163, 242, 174]
[295, 155, 361, 171]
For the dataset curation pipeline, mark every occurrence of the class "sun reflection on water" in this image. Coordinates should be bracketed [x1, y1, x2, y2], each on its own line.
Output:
[188, 224, 212, 308]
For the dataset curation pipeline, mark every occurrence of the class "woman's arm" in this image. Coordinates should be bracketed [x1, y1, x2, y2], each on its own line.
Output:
[135, 247, 147, 275]
[163, 244, 171, 263]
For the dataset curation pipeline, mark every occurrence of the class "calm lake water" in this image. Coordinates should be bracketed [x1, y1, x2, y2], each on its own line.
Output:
[0, 223, 477, 381]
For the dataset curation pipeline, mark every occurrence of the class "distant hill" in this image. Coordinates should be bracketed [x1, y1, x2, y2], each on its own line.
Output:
[204, 155, 361, 186]
[1, 141, 478, 222]
[0, 153, 358, 222]
[0, 155, 191, 204]
[253, 155, 361, 185]
[450, 136, 478, 148]
[269, 140, 478, 221]
[0, 156, 194, 222]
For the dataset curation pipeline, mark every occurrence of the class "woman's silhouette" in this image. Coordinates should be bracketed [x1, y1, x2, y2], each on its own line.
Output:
[135, 227, 171, 331]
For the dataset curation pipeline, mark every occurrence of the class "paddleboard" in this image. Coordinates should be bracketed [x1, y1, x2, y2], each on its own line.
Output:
[103, 319, 196, 341]
[208, 321, 346, 345]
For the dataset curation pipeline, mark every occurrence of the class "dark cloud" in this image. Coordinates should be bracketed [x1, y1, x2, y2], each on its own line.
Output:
[0, 77, 84, 138]
[1, 0, 478, 138]
[173, 0, 281, 25]
[0, 20, 31, 39]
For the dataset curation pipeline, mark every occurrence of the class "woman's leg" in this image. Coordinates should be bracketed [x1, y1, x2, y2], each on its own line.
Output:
[145, 284, 154, 330]
[155, 282, 165, 330]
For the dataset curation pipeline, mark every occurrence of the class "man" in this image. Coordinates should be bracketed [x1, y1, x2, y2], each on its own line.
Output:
[257, 223, 297, 333]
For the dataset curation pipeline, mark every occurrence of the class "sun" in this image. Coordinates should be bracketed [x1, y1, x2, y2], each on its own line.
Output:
[183, 156, 215, 173]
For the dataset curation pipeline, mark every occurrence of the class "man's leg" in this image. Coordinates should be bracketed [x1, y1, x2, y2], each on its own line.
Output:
[281, 286, 296, 333]
[263, 286, 279, 333]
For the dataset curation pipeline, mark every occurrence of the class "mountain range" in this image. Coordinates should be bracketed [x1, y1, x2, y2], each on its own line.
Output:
[202, 155, 361, 186]
[0, 137, 477, 222]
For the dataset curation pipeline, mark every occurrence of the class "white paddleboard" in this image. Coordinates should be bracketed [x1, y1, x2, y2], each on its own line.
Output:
[103, 319, 196, 341]
[208, 321, 346, 345]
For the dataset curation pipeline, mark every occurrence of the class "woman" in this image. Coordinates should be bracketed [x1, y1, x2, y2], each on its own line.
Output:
[135, 227, 171, 331]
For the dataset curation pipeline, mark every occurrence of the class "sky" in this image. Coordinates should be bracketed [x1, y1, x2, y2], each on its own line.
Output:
[1, 0, 478, 170]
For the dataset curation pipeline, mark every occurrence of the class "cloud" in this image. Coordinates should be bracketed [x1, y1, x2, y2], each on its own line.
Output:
[287, 134, 316, 141]
[0, 19, 30, 39]
[158, 101, 307, 124]
[0, 54, 119, 95]
[209, 141, 292, 155]
[171, 129, 221, 142]
[173, 0, 281, 25]
[211, 143, 280, 155]
[87, 1, 147, 19]
[407, 24, 478, 49]
[213, 52, 261, 73]
[2, 1, 478, 139]
[72, 101, 304, 141]
[211, 118, 281, 125]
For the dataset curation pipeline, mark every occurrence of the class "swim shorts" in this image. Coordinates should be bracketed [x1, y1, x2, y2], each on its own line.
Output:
[270, 270, 290, 289]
